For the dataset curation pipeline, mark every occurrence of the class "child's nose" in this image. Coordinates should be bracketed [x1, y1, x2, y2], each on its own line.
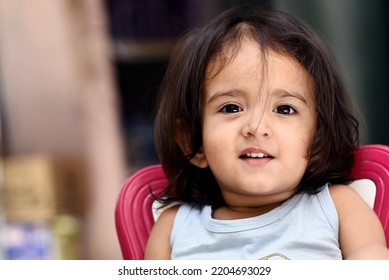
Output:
[242, 110, 272, 138]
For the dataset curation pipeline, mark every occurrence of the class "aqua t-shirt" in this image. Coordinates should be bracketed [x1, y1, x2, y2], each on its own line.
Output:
[170, 184, 342, 260]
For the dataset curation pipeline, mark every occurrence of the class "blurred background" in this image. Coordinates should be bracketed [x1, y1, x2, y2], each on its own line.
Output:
[0, 0, 387, 259]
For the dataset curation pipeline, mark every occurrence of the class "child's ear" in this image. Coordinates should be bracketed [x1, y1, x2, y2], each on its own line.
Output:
[189, 147, 208, 168]
[175, 124, 208, 169]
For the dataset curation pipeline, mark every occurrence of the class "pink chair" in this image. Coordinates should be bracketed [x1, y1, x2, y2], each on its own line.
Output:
[350, 144, 389, 245]
[115, 164, 167, 260]
[115, 145, 389, 259]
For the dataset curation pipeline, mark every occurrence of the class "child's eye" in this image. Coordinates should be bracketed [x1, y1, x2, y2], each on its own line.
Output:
[220, 104, 243, 113]
[273, 105, 296, 115]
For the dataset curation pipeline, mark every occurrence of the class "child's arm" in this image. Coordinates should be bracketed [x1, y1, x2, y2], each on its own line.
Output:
[330, 184, 389, 259]
[144, 205, 179, 259]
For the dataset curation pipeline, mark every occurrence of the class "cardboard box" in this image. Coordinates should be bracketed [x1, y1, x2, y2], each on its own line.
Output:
[2, 155, 85, 222]
[53, 160, 86, 218]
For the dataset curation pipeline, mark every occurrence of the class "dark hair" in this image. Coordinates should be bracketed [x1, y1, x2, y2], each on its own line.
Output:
[154, 7, 359, 207]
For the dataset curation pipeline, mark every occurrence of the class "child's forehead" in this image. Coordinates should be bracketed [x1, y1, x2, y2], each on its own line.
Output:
[203, 39, 316, 107]
[205, 38, 261, 79]
[205, 38, 302, 80]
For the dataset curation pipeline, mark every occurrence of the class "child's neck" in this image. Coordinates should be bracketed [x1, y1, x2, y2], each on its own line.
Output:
[214, 188, 298, 220]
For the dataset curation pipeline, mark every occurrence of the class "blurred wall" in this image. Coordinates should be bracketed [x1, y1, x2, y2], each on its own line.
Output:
[0, 0, 127, 259]
[274, 0, 389, 145]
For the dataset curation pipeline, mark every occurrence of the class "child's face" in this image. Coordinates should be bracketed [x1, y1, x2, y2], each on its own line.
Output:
[196, 39, 316, 208]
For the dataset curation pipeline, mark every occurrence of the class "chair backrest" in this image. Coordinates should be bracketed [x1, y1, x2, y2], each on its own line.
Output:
[350, 144, 389, 246]
[115, 144, 389, 259]
[115, 164, 167, 260]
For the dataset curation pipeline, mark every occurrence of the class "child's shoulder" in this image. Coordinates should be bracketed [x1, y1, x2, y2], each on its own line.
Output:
[328, 184, 389, 259]
[328, 183, 360, 198]
[157, 203, 204, 224]
[158, 204, 181, 223]
[328, 183, 368, 211]
[144, 204, 180, 259]
[327, 183, 376, 230]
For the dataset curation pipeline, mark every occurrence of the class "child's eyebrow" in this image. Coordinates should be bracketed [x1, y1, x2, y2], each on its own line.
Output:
[275, 90, 308, 104]
[206, 89, 242, 104]
[207, 89, 309, 105]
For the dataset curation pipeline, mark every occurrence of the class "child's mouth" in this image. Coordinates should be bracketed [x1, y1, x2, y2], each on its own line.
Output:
[240, 152, 273, 159]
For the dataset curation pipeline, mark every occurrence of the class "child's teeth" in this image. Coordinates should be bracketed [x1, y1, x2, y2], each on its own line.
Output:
[247, 153, 266, 158]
